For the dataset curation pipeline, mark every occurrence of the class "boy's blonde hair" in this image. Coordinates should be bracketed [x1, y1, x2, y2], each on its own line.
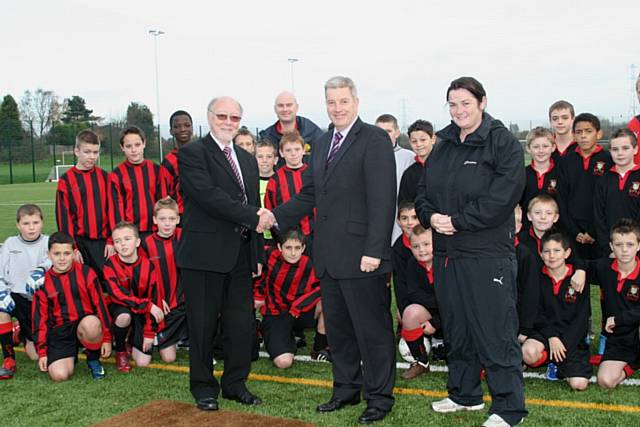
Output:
[526, 127, 554, 147]
[154, 196, 179, 215]
[527, 195, 559, 213]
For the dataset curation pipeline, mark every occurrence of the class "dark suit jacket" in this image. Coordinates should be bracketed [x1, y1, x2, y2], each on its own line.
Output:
[177, 133, 264, 273]
[273, 117, 396, 279]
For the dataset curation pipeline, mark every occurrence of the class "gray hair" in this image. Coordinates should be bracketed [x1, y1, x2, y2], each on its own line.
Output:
[324, 76, 358, 98]
[206, 97, 244, 116]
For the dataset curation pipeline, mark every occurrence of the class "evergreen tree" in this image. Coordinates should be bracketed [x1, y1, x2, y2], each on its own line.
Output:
[0, 94, 23, 147]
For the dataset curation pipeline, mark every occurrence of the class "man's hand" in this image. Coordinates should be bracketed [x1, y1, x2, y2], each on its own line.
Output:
[38, 356, 48, 372]
[605, 316, 616, 333]
[150, 304, 165, 323]
[73, 249, 84, 264]
[549, 337, 566, 362]
[430, 213, 456, 235]
[104, 244, 116, 259]
[256, 208, 276, 233]
[142, 337, 154, 353]
[161, 300, 171, 314]
[422, 321, 436, 335]
[101, 341, 112, 358]
[570, 269, 586, 293]
[360, 256, 381, 273]
[518, 334, 528, 344]
[576, 232, 595, 245]
[252, 263, 263, 278]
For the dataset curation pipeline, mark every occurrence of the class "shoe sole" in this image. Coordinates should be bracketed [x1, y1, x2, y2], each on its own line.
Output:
[432, 403, 485, 413]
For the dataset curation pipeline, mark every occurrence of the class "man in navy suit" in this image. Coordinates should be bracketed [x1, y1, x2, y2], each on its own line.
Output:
[177, 96, 269, 411]
[269, 76, 397, 424]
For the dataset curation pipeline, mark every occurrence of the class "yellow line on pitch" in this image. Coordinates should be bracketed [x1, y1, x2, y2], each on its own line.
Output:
[141, 362, 640, 414]
[16, 349, 640, 414]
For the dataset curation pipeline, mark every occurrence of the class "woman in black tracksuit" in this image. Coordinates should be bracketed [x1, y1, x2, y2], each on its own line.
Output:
[415, 77, 527, 427]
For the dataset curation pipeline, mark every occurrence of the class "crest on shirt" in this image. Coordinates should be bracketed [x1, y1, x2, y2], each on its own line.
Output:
[304, 143, 311, 155]
[593, 161, 605, 176]
[547, 179, 557, 194]
[629, 181, 640, 198]
[626, 284, 639, 302]
[564, 286, 577, 303]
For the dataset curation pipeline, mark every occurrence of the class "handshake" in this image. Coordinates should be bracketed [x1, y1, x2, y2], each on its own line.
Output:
[256, 208, 277, 233]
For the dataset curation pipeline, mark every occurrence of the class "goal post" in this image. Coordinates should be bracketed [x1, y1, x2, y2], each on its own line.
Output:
[46, 165, 75, 182]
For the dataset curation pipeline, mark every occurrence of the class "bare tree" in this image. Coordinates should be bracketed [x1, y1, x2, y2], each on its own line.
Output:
[19, 88, 60, 138]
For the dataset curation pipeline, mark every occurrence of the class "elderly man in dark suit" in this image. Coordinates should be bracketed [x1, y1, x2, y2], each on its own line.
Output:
[267, 76, 397, 424]
[177, 96, 270, 411]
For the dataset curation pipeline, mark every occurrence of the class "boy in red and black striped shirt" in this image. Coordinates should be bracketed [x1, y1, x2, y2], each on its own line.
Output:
[254, 229, 325, 368]
[32, 232, 112, 381]
[109, 126, 166, 237]
[103, 222, 165, 373]
[56, 130, 114, 277]
[264, 131, 313, 247]
[159, 111, 193, 215]
[140, 197, 186, 363]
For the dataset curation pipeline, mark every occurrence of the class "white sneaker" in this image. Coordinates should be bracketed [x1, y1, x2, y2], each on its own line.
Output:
[482, 414, 524, 427]
[431, 397, 485, 413]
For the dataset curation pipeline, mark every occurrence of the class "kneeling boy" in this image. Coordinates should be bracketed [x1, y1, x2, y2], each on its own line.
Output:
[32, 232, 112, 381]
[594, 219, 640, 389]
[521, 230, 591, 391]
[400, 225, 441, 379]
[254, 229, 324, 368]
[104, 222, 165, 372]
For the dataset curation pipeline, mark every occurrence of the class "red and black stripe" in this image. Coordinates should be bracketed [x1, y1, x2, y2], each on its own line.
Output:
[108, 159, 166, 233]
[160, 149, 183, 213]
[254, 248, 320, 317]
[32, 262, 112, 357]
[56, 166, 110, 239]
[103, 254, 159, 337]
[264, 164, 313, 236]
[140, 229, 183, 310]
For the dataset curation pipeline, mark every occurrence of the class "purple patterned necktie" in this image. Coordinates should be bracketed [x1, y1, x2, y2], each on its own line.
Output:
[326, 131, 343, 167]
[223, 146, 247, 204]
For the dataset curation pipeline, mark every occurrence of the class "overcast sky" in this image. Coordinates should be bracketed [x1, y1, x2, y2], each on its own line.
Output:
[2, 0, 639, 136]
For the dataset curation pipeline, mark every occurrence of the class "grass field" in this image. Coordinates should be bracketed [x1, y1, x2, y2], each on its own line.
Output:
[0, 181, 638, 426]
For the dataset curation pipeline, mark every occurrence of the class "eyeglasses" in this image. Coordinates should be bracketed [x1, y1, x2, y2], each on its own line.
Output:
[209, 111, 242, 123]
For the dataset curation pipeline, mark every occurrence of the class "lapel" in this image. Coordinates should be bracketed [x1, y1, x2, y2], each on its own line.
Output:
[323, 117, 362, 183]
[202, 133, 244, 192]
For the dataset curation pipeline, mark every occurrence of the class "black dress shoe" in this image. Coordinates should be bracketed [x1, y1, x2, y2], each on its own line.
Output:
[316, 396, 361, 413]
[222, 390, 262, 405]
[196, 397, 219, 411]
[358, 407, 388, 424]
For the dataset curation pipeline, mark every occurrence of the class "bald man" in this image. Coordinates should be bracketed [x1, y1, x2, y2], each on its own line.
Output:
[259, 91, 324, 156]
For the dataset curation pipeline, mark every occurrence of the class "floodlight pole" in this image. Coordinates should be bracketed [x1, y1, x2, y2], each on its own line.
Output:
[288, 58, 299, 93]
[149, 29, 165, 160]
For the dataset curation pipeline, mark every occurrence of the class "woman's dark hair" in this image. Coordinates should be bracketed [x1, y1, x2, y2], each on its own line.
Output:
[446, 77, 486, 103]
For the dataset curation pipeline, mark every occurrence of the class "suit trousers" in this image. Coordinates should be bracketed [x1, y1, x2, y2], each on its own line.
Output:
[182, 243, 254, 400]
[434, 256, 527, 425]
[321, 273, 395, 412]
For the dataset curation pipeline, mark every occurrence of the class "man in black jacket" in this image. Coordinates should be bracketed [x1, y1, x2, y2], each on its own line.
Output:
[269, 76, 397, 424]
[259, 91, 323, 155]
[177, 96, 268, 411]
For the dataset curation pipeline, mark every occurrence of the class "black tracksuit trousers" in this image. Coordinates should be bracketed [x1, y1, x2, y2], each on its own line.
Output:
[434, 256, 527, 425]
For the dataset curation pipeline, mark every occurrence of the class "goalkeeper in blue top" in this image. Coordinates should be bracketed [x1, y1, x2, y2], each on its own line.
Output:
[0, 204, 51, 379]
